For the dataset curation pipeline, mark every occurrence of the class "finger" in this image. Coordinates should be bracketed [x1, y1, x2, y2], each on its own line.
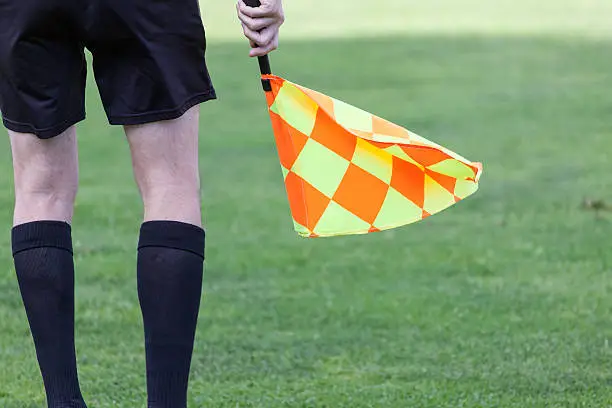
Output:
[250, 42, 277, 57]
[241, 24, 264, 45]
[236, 11, 276, 32]
[243, 25, 276, 49]
[250, 32, 279, 57]
[238, 0, 279, 19]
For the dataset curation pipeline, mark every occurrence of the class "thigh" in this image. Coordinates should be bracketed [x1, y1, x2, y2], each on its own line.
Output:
[0, 0, 86, 139]
[85, 0, 216, 126]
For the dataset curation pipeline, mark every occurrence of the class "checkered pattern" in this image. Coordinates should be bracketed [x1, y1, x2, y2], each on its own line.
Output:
[263, 74, 483, 238]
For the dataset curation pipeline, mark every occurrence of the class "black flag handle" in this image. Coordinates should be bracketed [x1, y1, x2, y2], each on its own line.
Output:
[242, 0, 272, 76]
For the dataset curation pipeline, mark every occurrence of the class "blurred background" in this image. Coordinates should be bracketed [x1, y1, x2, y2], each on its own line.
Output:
[0, 1, 611, 406]
[205, 0, 612, 40]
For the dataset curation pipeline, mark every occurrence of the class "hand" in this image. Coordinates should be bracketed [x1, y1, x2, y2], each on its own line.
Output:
[236, 0, 285, 57]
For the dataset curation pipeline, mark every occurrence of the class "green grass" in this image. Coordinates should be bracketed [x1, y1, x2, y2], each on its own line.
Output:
[1, 22, 612, 408]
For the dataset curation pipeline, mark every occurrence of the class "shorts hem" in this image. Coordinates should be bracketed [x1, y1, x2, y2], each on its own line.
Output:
[108, 89, 217, 126]
[2, 114, 86, 139]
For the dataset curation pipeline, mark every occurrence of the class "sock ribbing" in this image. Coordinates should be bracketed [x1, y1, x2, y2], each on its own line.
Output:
[12, 220, 73, 256]
[138, 221, 205, 259]
[12, 221, 86, 408]
[137, 221, 205, 408]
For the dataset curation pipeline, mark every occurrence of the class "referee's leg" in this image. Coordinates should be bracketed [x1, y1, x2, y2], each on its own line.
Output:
[9, 127, 88, 408]
[125, 106, 202, 227]
[10, 127, 78, 225]
[125, 106, 205, 408]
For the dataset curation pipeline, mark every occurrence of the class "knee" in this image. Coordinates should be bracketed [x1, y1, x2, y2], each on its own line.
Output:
[15, 166, 78, 202]
[16, 185, 78, 207]
[139, 179, 200, 207]
[136, 176, 202, 225]
[135, 165, 200, 204]
[13, 171, 78, 223]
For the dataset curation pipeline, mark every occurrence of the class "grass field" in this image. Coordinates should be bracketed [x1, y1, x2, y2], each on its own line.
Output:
[1, 1, 612, 407]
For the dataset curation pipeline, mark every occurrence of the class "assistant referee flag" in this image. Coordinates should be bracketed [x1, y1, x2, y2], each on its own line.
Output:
[244, 0, 482, 238]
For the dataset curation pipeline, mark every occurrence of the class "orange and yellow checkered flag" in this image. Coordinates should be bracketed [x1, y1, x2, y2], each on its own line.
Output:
[259, 74, 482, 238]
[244, 0, 482, 238]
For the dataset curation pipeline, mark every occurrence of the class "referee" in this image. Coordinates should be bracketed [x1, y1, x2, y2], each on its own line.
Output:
[0, 0, 284, 407]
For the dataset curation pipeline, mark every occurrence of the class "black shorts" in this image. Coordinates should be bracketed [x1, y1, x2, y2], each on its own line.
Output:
[0, 0, 216, 138]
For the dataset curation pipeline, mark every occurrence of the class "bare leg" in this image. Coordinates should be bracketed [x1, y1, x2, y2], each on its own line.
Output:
[10, 127, 78, 225]
[125, 105, 202, 227]
[8, 127, 86, 408]
[125, 106, 204, 408]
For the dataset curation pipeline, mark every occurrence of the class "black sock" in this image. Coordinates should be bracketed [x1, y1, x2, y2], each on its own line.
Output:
[12, 221, 87, 408]
[137, 221, 205, 408]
